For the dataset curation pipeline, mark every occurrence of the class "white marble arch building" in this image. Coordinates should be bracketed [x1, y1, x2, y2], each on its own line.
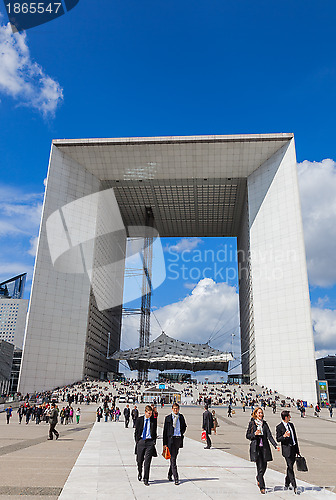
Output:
[19, 134, 317, 403]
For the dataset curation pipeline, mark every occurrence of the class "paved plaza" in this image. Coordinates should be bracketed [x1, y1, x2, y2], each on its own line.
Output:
[1, 401, 335, 499]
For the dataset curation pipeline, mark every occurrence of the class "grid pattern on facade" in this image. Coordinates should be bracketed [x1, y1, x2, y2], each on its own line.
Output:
[84, 293, 121, 379]
[101, 178, 247, 237]
[0, 299, 28, 348]
[54, 134, 292, 182]
[0, 302, 18, 343]
[237, 193, 255, 383]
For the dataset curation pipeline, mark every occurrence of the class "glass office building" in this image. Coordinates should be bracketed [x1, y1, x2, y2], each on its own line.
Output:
[0, 274, 26, 299]
[0, 274, 28, 349]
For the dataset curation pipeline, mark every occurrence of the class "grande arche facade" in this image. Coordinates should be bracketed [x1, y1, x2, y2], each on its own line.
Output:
[19, 134, 317, 403]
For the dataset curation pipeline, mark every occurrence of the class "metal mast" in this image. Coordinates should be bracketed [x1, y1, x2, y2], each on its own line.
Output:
[138, 207, 154, 381]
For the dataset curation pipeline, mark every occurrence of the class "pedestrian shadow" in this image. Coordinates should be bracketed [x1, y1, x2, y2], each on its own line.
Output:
[180, 478, 219, 484]
[150, 477, 219, 485]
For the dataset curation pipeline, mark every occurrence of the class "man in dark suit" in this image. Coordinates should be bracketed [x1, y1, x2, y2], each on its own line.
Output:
[48, 403, 60, 440]
[202, 405, 214, 449]
[276, 410, 300, 494]
[163, 403, 187, 485]
[131, 405, 139, 427]
[124, 404, 130, 428]
[134, 405, 157, 486]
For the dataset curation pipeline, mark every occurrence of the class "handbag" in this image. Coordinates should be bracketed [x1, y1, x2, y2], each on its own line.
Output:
[201, 430, 207, 441]
[162, 446, 171, 460]
[296, 454, 308, 472]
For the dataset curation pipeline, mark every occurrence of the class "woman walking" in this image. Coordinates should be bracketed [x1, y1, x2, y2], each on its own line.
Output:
[246, 407, 279, 494]
[211, 410, 219, 435]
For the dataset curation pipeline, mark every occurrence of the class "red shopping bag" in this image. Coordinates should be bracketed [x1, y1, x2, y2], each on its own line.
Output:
[201, 430, 207, 442]
[162, 446, 171, 460]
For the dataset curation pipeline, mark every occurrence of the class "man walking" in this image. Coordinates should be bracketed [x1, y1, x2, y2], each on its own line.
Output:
[5, 405, 12, 424]
[276, 410, 300, 494]
[131, 405, 139, 427]
[17, 405, 23, 424]
[48, 403, 60, 441]
[134, 405, 157, 486]
[124, 404, 130, 428]
[202, 405, 214, 449]
[36, 405, 43, 424]
[163, 403, 187, 485]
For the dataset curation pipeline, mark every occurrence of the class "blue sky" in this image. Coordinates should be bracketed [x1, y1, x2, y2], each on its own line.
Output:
[0, 0, 336, 379]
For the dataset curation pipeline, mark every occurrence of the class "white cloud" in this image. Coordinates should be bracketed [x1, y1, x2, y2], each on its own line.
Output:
[0, 22, 63, 116]
[28, 236, 38, 257]
[165, 238, 203, 253]
[0, 198, 43, 237]
[120, 278, 240, 381]
[184, 282, 197, 290]
[316, 296, 330, 308]
[0, 219, 25, 236]
[298, 159, 336, 287]
[0, 183, 43, 284]
[311, 307, 336, 354]
[0, 261, 29, 280]
[121, 278, 240, 350]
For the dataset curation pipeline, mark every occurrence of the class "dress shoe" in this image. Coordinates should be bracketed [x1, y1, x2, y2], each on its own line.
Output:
[138, 473, 142, 481]
[143, 480, 149, 486]
[56, 434, 59, 440]
[204, 446, 211, 449]
[260, 489, 265, 494]
[168, 475, 173, 482]
[175, 479, 179, 485]
[294, 488, 299, 495]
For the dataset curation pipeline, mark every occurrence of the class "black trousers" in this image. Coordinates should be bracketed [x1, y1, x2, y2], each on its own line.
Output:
[125, 417, 130, 428]
[136, 439, 155, 481]
[285, 454, 297, 488]
[205, 431, 212, 448]
[168, 436, 182, 480]
[49, 423, 59, 440]
[256, 451, 267, 490]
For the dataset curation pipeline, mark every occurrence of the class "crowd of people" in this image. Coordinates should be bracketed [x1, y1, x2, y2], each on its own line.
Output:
[2, 377, 334, 493]
[4, 402, 82, 425]
[99, 397, 305, 493]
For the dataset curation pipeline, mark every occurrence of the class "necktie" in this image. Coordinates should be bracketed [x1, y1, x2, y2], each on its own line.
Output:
[287, 424, 295, 445]
[142, 418, 148, 439]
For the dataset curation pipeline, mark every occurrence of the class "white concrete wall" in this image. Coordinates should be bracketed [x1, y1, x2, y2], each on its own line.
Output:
[248, 139, 317, 403]
[19, 147, 100, 393]
[88, 188, 126, 314]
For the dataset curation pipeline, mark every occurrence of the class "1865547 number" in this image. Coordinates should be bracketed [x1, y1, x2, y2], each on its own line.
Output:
[6, 2, 62, 14]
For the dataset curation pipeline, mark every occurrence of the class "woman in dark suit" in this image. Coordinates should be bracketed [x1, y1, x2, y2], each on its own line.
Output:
[246, 407, 279, 494]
